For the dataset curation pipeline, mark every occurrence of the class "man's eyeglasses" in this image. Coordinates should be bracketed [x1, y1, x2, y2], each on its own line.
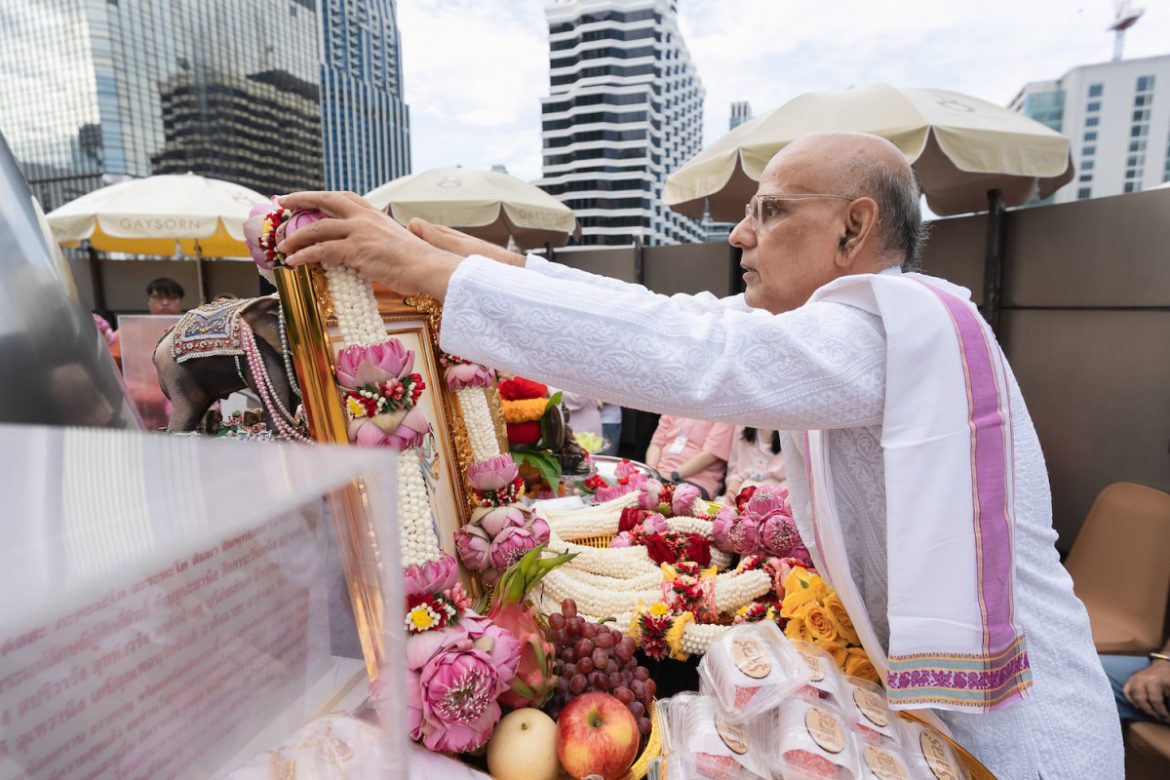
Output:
[743, 193, 855, 230]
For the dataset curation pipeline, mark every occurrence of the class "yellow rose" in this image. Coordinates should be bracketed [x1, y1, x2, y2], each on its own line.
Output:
[785, 617, 813, 643]
[798, 605, 837, 643]
[780, 585, 817, 618]
[824, 592, 861, 646]
[813, 638, 849, 668]
[844, 647, 880, 684]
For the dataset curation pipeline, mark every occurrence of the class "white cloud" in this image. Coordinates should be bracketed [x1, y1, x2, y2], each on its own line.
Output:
[398, 0, 1170, 181]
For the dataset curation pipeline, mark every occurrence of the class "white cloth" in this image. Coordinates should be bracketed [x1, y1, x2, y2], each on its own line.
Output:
[804, 272, 1030, 715]
[439, 254, 1123, 779]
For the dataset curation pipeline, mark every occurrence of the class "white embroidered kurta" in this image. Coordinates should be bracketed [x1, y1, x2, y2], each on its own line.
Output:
[440, 254, 1123, 780]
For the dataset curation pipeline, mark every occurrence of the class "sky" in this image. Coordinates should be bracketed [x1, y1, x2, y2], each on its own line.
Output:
[397, 0, 1170, 183]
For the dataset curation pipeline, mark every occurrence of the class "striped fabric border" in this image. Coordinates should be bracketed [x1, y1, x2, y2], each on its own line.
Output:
[888, 636, 1032, 710]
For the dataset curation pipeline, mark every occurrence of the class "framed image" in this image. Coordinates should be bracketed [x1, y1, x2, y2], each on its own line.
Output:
[273, 265, 506, 675]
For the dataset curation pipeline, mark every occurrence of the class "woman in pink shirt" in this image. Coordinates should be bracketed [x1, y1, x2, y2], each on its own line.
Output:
[722, 426, 788, 500]
[644, 415, 735, 500]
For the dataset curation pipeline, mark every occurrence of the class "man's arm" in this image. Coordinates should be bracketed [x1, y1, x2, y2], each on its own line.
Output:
[674, 451, 722, 481]
[644, 444, 663, 469]
[1123, 638, 1170, 722]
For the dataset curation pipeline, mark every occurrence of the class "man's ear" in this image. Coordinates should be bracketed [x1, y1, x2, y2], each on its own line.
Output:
[835, 197, 881, 268]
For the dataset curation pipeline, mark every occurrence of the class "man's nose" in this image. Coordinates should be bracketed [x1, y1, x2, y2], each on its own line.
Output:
[729, 217, 754, 249]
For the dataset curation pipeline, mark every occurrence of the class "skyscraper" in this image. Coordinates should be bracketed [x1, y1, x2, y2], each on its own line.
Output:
[319, 0, 411, 194]
[1010, 54, 1170, 202]
[539, 0, 705, 246]
[729, 100, 753, 130]
[0, 0, 323, 211]
[0, 0, 410, 213]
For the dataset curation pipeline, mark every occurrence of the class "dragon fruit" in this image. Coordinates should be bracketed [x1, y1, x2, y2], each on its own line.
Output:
[487, 545, 575, 709]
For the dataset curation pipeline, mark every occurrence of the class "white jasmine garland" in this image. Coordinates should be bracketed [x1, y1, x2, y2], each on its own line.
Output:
[455, 387, 501, 462]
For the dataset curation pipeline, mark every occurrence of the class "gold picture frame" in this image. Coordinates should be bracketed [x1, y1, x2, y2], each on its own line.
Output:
[274, 265, 506, 677]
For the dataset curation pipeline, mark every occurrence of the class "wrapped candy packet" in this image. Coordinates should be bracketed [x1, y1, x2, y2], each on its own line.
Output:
[788, 640, 848, 709]
[897, 718, 971, 780]
[769, 698, 861, 780]
[663, 693, 771, 780]
[855, 742, 917, 780]
[697, 622, 809, 721]
[841, 676, 900, 747]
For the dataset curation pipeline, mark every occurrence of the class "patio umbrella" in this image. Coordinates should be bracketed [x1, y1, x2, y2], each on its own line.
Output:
[365, 167, 579, 250]
[47, 172, 268, 303]
[663, 85, 1073, 331]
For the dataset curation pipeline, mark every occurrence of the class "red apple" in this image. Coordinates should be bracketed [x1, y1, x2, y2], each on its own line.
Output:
[556, 692, 640, 780]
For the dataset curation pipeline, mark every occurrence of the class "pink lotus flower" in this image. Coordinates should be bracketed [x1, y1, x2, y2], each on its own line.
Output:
[638, 478, 666, 510]
[489, 526, 537, 571]
[614, 460, 639, 481]
[713, 510, 760, 556]
[757, 508, 801, 557]
[474, 505, 529, 538]
[404, 553, 459, 598]
[336, 339, 415, 389]
[672, 482, 702, 516]
[445, 362, 495, 390]
[284, 207, 326, 237]
[348, 405, 430, 451]
[642, 512, 670, 536]
[467, 454, 519, 492]
[529, 514, 550, 545]
[610, 531, 634, 548]
[243, 200, 278, 270]
[745, 484, 790, 519]
[396, 614, 520, 753]
[454, 525, 491, 571]
[594, 481, 637, 503]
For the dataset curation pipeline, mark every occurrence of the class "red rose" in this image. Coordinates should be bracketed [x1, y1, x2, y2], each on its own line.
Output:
[506, 421, 541, 446]
[498, 376, 548, 401]
[618, 507, 647, 534]
[682, 534, 711, 567]
[643, 533, 675, 565]
[734, 485, 758, 513]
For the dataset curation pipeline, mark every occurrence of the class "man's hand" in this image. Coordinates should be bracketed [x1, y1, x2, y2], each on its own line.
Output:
[1123, 659, 1170, 722]
[276, 192, 462, 300]
[407, 219, 526, 268]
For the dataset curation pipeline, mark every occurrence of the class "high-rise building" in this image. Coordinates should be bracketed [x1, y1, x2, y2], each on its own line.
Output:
[0, 0, 324, 212]
[1010, 54, 1170, 202]
[729, 100, 753, 130]
[0, 0, 410, 213]
[539, 0, 705, 246]
[319, 0, 411, 194]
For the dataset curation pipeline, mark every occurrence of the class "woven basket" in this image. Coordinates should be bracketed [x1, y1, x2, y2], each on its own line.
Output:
[569, 533, 617, 549]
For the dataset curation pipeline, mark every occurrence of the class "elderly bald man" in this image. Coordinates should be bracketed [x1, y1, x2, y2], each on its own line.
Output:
[279, 133, 1121, 778]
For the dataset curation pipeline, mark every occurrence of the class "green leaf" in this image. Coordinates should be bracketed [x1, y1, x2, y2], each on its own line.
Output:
[800, 579, 809, 589]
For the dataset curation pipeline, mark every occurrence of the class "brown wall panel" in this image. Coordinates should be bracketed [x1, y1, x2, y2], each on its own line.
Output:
[549, 247, 638, 283]
[644, 242, 734, 297]
[918, 213, 987, 303]
[1004, 188, 1170, 307]
[1002, 309, 1170, 547]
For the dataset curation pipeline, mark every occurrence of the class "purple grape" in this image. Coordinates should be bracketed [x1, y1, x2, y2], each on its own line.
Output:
[582, 622, 598, 639]
[588, 671, 605, 689]
[560, 647, 576, 663]
[595, 631, 614, 649]
[563, 663, 577, 678]
[577, 656, 593, 675]
[638, 717, 652, 736]
[569, 674, 587, 694]
[592, 648, 609, 671]
[630, 701, 645, 718]
[552, 628, 568, 645]
[615, 686, 634, 705]
[548, 612, 566, 631]
[631, 680, 647, 700]
[615, 642, 633, 663]
[575, 638, 593, 658]
[562, 599, 577, 619]
[634, 667, 650, 681]
[609, 672, 624, 690]
[646, 679, 657, 699]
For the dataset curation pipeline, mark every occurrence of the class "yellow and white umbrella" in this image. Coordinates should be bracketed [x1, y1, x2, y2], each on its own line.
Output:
[46, 172, 268, 258]
[664, 84, 1074, 220]
[365, 167, 578, 250]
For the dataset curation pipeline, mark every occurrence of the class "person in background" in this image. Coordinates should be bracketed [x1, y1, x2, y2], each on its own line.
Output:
[644, 414, 734, 500]
[559, 390, 603, 441]
[722, 426, 787, 500]
[146, 277, 185, 315]
[1102, 637, 1170, 723]
[599, 402, 622, 456]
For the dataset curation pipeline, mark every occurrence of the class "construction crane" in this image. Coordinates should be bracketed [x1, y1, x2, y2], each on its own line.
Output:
[1108, 0, 1145, 61]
